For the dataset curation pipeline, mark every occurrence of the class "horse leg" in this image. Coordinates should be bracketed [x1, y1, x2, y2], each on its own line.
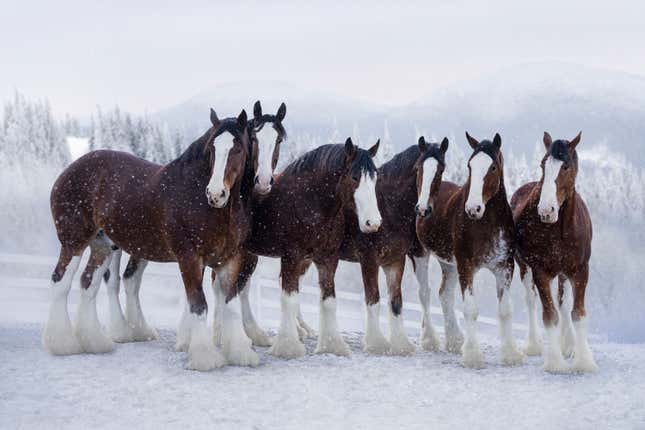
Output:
[74, 237, 115, 353]
[494, 262, 525, 366]
[292, 260, 315, 340]
[557, 274, 576, 358]
[213, 254, 259, 366]
[105, 249, 135, 342]
[268, 257, 307, 359]
[42, 248, 83, 355]
[384, 257, 415, 355]
[438, 262, 464, 353]
[178, 254, 225, 371]
[458, 264, 485, 368]
[534, 270, 567, 373]
[414, 254, 440, 352]
[314, 257, 350, 356]
[123, 257, 157, 341]
[520, 263, 543, 356]
[236, 252, 273, 346]
[569, 265, 598, 373]
[361, 259, 390, 355]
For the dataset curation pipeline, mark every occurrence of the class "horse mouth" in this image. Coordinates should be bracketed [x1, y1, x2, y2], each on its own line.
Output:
[254, 185, 272, 196]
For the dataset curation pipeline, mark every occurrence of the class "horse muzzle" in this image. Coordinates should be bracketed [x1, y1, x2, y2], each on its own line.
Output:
[465, 204, 484, 220]
[360, 217, 382, 233]
[206, 188, 230, 208]
[415, 204, 433, 218]
[538, 204, 559, 224]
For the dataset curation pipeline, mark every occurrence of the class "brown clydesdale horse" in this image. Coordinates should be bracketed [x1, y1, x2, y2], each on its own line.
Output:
[511, 132, 597, 373]
[416, 132, 525, 368]
[335, 136, 449, 355]
[108, 102, 287, 366]
[43, 109, 253, 371]
[228, 139, 382, 359]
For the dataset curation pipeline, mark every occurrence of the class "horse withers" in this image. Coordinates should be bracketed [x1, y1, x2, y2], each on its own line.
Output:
[232, 138, 382, 359]
[43, 109, 254, 371]
[511, 132, 597, 373]
[416, 132, 525, 368]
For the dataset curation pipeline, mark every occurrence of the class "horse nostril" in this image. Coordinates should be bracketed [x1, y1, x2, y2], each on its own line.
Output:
[476, 205, 482, 213]
[269, 177, 274, 186]
[254, 176, 259, 185]
[220, 190, 226, 198]
[550, 206, 555, 213]
[366, 220, 371, 227]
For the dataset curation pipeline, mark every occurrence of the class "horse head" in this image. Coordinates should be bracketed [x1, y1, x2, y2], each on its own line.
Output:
[464, 132, 504, 220]
[204, 109, 250, 208]
[415, 136, 449, 217]
[249, 101, 287, 195]
[538, 131, 582, 223]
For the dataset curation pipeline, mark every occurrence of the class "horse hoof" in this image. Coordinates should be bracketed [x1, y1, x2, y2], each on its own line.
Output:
[389, 335, 416, 356]
[419, 332, 441, 352]
[363, 334, 391, 355]
[571, 354, 599, 373]
[186, 344, 226, 371]
[315, 333, 351, 357]
[77, 332, 115, 354]
[501, 346, 526, 366]
[244, 325, 274, 347]
[268, 334, 306, 359]
[129, 324, 158, 342]
[523, 338, 543, 356]
[224, 345, 260, 367]
[462, 344, 486, 369]
[42, 328, 83, 356]
[445, 332, 465, 354]
[109, 322, 137, 343]
[543, 358, 570, 374]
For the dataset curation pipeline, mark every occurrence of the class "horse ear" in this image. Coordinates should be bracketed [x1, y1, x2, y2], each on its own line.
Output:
[418, 136, 428, 152]
[237, 109, 248, 131]
[344, 137, 356, 159]
[570, 131, 582, 150]
[465, 132, 479, 149]
[368, 139, 380, 158]
[440, 137, 449, 154]
[210, 108, 220, 128]
[276, 102, 287, 122]
[543, 132, 553, 151]
[493, 133, 502, 149]
[253, 101, 262, 121]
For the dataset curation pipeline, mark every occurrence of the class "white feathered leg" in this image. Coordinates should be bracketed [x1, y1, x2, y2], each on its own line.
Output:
[240, 279, 273, 346]
[522, 268, 543, 356]
[363, 302, 391, 354]
[105, 249, 136, 343]
[414, 255, 440, 352]
[269, 291, 306, 359]
[124, 259, 158, 341]
[439, 263, 464, 353]
[43, 255, 83, 355]
[571, 317, 598, 373]
[558, 278, 576, 358]
[315, 296, 350, 356]
[185, 311, 226, 371]
[75, 255, 114, 353]
[461, 287, 485, 369]
[496, 270, 525, 366]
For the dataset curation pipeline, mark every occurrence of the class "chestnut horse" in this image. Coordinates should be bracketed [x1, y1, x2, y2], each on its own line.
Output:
[511, 132, 597, 373]
[228, 139, 382, 358]
[336, 137, 449, 355]
[108, 101, 287, 364]
[416, 132, 525, 368]
[43, 109, 252, 371]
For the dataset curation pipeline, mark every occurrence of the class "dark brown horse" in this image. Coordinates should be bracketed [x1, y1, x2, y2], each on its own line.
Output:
[230, 139, 382, 358]
[416, 132, 525, 368]
[511, 132, 597, 373]
[334, 137, 449, 355]
[43, 109, 253, 371]
[106, 102, 287, 366]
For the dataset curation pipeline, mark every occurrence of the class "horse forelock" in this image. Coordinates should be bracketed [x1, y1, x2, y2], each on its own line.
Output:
[470, 139, 501, 165]
[550, 139, 572, 163]
[351, 149, 377, 180]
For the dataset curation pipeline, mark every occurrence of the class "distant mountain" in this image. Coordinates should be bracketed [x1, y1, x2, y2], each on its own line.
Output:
[154, 63, 645, 166]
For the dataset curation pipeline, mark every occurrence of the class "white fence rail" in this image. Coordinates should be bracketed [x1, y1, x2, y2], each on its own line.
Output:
[0, 253, 527, 336]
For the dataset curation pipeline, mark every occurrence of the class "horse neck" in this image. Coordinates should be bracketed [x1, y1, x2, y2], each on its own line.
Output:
[240, 137, 256, 206]
[166, 129, 212, 183]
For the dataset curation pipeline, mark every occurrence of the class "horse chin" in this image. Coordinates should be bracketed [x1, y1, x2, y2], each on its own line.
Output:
[539, 215, 558, 224]
[208, 198, 229, 209]
[253, 185, 272, 196]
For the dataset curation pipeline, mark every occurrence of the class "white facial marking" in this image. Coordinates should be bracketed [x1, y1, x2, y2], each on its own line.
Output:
[255, 126, 278, 194]
[354, 171, 382, 233]
[416, 157, 438, 215]
[538, 156, 563, 223]
[206, 134, 234, 208]
[465, 152, 492, 219]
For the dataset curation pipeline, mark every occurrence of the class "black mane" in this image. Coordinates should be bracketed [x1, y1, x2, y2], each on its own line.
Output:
[176, 118, 242, 164]
[380, 143, 445, 179]
[472, 139, 500, 161]
[283, 143, 376, 178]
[252, 114, 287, 140]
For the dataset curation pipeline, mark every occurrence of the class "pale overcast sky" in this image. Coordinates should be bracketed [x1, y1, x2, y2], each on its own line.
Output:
[1, 0, 644, 116]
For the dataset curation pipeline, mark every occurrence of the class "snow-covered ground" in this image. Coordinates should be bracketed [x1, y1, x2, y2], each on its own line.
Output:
[1, 253, 644, 429]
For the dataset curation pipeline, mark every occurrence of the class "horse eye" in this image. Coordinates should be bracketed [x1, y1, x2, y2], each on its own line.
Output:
[563, 164, 570, 170]
[491, 165, 497, 172]
[352, 175, 360, 182]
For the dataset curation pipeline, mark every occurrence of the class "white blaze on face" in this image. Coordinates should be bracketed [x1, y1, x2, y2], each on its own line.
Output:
[538, 156, 563, 223]
[416, 157, 438, 215]
[206, 134, 234, 208]
[255, 126, 278, 194]
[354, 171, 382, 233]
[465, 152, 492, 219]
